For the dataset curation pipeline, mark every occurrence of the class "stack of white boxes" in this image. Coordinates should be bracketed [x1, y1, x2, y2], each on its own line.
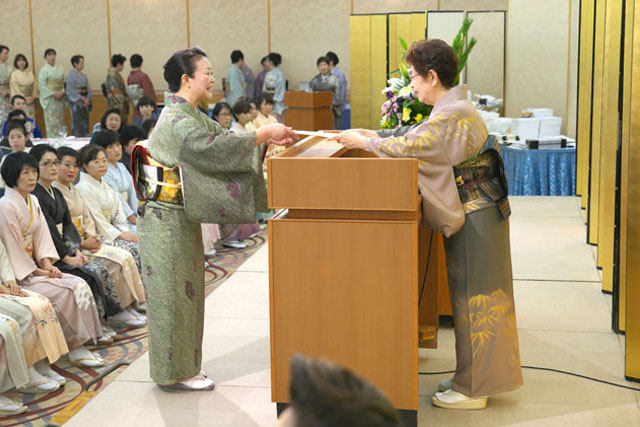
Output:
[509, 108, 563, 140]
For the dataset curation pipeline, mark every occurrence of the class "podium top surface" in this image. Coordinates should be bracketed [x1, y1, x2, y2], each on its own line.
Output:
[285, 91, 332, 108]
[267, 136, 420, 211]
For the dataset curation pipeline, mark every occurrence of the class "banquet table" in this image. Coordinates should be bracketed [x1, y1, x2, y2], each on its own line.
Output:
[502, 146, 576, 196]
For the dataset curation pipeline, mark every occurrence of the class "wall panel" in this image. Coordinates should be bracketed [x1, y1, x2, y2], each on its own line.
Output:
[271, 0, 350, 93]
[31, 0, 109, 93]
[577, 0, 595, 207]
[0, 0, 33, 67]
[189, 0, 269, 92]
[466, 11, 505, 104]
[109, 0, 188, 92]
[353, 0, 436, 14]
[505, 0, 569, 134]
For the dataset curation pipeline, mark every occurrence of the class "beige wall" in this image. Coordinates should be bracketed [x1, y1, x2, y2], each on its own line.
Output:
[0, 0, 578, 137]
[271, 0, 351, 91]
[506, 0, 574, 135]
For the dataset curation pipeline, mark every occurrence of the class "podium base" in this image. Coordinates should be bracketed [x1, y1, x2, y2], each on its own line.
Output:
[276, 403, 417, 427]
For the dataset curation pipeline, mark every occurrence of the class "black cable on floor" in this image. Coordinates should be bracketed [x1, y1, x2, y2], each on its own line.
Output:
[418, 366, 640, 392]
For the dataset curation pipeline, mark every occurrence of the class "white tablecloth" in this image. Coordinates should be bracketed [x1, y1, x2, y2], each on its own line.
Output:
[32, 137, 91, 151]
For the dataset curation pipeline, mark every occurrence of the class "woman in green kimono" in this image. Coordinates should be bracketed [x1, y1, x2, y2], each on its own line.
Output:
[135, 47, 296, 391]
[330, 39, 522, 410]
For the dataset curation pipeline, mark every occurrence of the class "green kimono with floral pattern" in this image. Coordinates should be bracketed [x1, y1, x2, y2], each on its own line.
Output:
[138, 93, 265, 385]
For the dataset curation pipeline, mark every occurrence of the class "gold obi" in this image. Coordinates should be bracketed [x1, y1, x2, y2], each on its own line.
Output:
[132, 141, 184, 206]
[47, 79, 64, 92]
[0, 80, 9, 89]
[19, 85, 33, 97]
[72, 215, 84, 237]
[76, 85, 88, 96]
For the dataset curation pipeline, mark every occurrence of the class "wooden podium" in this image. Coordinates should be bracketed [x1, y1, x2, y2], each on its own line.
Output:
[267, 136, 448, 426]
[284, 91, 333, 131]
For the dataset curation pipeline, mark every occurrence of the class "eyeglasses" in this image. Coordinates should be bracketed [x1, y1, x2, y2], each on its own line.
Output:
[90, 159, 109, 166]
[40, 160, 61, 168]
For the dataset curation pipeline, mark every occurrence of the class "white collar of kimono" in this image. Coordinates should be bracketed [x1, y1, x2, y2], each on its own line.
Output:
[430, 84, 468, 118]
[80, 171, 105, 187]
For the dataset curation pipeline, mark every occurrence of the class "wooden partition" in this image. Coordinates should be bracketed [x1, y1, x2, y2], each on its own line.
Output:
[268, 136, 447, 425]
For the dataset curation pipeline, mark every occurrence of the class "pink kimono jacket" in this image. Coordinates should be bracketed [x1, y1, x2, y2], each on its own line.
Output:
[0, 187, 102, 347]
[366, 85, 488, 237]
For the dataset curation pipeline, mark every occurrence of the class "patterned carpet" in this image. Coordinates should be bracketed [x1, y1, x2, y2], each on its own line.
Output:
[0, 232, 267, 427]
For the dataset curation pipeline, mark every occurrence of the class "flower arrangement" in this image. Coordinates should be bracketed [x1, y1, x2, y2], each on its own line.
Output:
[380, 17, 478, 129]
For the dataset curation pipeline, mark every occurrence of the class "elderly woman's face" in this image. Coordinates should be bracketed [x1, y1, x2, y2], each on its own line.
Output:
[410, 69, 437, 106]
[187, 56, 216, 103]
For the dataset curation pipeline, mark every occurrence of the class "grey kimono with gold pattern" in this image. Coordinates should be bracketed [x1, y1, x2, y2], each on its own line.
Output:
[138, 93, 265, 385]
[366, 85, 522, 397]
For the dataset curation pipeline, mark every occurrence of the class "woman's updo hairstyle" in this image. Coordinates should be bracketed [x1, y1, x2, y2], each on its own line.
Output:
[163, 47, 208, 93]
[405, 39, 459, 89]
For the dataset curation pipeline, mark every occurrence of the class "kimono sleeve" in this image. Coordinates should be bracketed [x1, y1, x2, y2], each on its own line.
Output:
[0, 206, 37, 281]
[176, 116, 256, 175]
[65, 73, 80, 103]
[79, 193, 98, 236]
[38, 67, 52, 100]
[366, 114, 452, 164]
[0, 240, 16, 284]
[31, 199, 62, 266]
[103, 169, 134, 218]
[79, 186, 125, 242]
[39, 196, 74, 259]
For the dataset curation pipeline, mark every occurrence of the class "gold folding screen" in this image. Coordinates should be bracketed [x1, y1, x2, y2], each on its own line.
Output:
[350, 15, 388, 130]
[350, 13, 426, 130]
[576, 0, 594, 210]
[623, 0, 640, 380]
[597, 0, 623, 293]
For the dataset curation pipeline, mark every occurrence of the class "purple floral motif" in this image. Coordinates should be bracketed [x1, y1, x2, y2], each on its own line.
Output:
[146, 266, 152, 277]
[226, 180, 240, 200]
[152, 208, 162, 220]
[172, 115, 185, 125]
[205, 133, 219, 146]
[185, 281, 195, 301]
[168, 95, 186, 104]
[219, 207, 227, 217]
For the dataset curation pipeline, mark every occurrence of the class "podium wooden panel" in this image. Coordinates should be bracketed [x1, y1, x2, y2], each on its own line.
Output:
[284, 91, 333, 131]
[268, 136, 449, 423]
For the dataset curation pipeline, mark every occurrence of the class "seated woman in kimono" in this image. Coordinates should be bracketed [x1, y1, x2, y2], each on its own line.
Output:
[330, 39, 522, 410]
[30, 144, 145, 333]
[76, 144, 144, 312]
[0, 151, 104, 367]
[136, 47, 296, 391]
[90, 108, 122, 142]
[0, 239, 69, 399]
[93, 131, 138, 233]
[54, 147, 146, 325]
[0, 120, 30, 191]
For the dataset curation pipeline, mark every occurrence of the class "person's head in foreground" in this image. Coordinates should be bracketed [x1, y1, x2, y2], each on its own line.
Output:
[405, 38, 458, 106]
[277, 354, 401, 427]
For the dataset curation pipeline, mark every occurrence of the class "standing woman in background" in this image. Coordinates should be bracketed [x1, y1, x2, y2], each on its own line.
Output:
[262, 52, 286, 122]
[330, 39, 522, 410]
[0, 46, 12, 126]
[38, 49, 66, 138]
[134, 47, 296, 391]
[10, 53, 39, 120]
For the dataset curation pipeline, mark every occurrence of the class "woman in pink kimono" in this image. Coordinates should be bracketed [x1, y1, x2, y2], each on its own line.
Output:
[0, 151, 104, 367]
[331, 39, 522, 410]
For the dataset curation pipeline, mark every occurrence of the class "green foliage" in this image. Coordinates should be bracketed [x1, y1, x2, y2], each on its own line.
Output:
[380, 17, 477, 129]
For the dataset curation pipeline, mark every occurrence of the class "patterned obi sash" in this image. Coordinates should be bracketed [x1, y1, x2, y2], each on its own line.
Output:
[453, 135, 510, 218]
[131, 141, 184, 206]
[47, 79, 64, 92]
[76, 85, 88, 96]
[72, 215, 84, 236]
[19, 85, 33, 97]
[0, 80, 8, 90]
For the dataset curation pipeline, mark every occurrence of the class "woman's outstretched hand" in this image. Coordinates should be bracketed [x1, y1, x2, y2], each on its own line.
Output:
[256, 124, 299, 146]
[327, 131, 367, 150]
